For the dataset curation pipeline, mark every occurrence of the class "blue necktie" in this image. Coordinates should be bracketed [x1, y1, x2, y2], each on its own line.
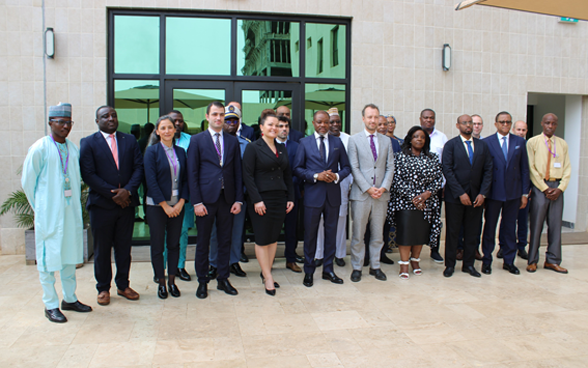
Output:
[465, 141, 473, 165]
[502, 136, 508, 161]
[319, 136, 326, 164]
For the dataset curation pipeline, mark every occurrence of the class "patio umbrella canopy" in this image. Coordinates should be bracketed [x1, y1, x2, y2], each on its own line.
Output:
[455, 0, 588, 21]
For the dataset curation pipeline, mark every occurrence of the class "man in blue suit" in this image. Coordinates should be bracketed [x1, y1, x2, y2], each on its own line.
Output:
[481, 112, 530, 275]
[276, 115, 303, 273]
[293, 110, 351, 287]
[187, 101, 244, 299]
[277, 105, 305, 142]
[80, 106, 144, 306]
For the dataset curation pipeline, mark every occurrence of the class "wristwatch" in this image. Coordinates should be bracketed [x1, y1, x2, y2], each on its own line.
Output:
[313, 173, 319, 182]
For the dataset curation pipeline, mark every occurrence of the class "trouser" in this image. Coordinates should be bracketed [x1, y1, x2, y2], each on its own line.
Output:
[364, 220, 390, 261]
[147, 205, 184, 280]
[90, 206, 134, 293]
[350, 198, 388, 270]
[528, 182, 563, 265]
[162, 201, 194, 271]
[482, 198, 520, 265]
[284, 199, 300, 263]
[210, 201, 246, 267]
[39, 264, 77, 310]
[444, 202, 483, 268]
[303, 203, 339, 274]
[315, 212, 348, 260]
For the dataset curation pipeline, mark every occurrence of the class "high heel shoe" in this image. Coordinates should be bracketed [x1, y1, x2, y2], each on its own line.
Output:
[260, 272, 280, 288]
[265, 287, 276, 296]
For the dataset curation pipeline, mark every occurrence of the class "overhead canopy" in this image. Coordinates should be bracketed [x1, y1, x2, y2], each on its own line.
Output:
[455, 0, 588, 21]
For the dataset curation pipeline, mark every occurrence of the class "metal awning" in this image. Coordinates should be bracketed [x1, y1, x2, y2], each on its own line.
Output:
[455, 0, 588, 21]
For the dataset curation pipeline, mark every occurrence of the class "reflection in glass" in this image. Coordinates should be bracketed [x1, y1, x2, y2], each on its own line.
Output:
[114, 80, 161, 134]
[237, 20, 299, 77]
[241, 90, 293, 129]
[166, 17, 231, 75]
[114, 16, 160, 74]
[305, 23, 346, 79]
[172, 89, 225, 133]
[304, 83, 346, 136]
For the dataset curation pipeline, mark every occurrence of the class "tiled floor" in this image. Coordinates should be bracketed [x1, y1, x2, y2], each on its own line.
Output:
[1, 244, 588, 368]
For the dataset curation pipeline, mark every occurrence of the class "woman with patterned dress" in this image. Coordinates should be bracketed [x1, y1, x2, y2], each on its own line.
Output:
[387, 126, 443, 279]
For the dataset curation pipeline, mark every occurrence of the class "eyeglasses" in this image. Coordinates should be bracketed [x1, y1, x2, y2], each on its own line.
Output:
[497, 120, 512, 125]
[50, 119, 74, 127]
[224, 119, 239, 125]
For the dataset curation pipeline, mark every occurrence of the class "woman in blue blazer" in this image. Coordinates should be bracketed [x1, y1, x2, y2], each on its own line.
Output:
[144, 115, 190, 299]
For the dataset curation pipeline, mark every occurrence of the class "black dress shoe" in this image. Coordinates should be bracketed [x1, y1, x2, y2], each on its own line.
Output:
[350, 270, 362, 282]
[369, 268, 387, 281]
[61, 300, 92, 313]
[45, 308, 67, 323]
[177, 268, 191, 281]
[208, 266, 218, 280]
[430, 249, 444, 263]
[335, 257, 346, 267]
[481, 264, 492, 275]
[230, 263, 247, 277]
[196, 283, 208, 299]
[158, 284, 168, 299]
[168, 283, 181, 297]
[517, 249, 529, 260]
[322, 271, 344, 284]
[503, 263, 520, 275]
[380, 255, 394, 265]
[462, 266, 481, 277]
[443, 267, 454, 277]
[496, 249, 504, 259]
[260, 272, 280, 288]
[314, 258, 323, 267]
[295, 254, 305, 263]
[303, 273, 313, 287]
[240, 252, 249, 263]
[217, 279, 238, 295]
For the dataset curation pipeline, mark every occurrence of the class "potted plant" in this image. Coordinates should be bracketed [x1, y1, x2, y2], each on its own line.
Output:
[1, 179, 93, 265]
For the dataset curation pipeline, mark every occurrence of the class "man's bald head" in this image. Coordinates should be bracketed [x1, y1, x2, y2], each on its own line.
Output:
[513, 120, 528, 138]
[277, 105, 291, 119]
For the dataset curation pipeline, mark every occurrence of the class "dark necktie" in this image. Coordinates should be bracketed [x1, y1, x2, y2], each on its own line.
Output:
[214, 133, 222, 165]
[319, 136, 326, 164]
[466, 141, 473, 165]
[370, 134, 377, 161]
[502, 136, 508, 161]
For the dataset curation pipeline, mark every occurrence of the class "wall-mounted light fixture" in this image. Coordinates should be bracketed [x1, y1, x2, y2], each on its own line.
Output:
[442, 43, 451, 71]
[45, 27, 55, 58]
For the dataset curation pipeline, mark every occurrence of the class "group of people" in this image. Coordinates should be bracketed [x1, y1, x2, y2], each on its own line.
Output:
[22, 100, 571, 324]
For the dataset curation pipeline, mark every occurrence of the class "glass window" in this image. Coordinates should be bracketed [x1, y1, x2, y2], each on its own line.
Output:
[172, 89, 225, 133]
[237, 20, 300, 77]
[240, 89, 293, 129]
[166, 17, 231, 75]
[304, 83, 346, 136]
[305, 23, 346, 79]
[114, 80, 160, 135]
[114, 16, 160, 74]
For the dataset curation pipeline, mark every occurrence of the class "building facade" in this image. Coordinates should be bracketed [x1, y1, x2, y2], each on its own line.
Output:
[1, 0, 588, 252]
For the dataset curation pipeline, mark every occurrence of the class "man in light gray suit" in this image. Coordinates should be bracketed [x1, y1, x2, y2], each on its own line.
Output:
[348, 103, 395, 282]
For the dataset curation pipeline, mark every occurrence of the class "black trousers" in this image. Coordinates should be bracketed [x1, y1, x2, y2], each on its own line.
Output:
[90, 206, 135, 293]
[146, 205, 184, 280]
[195, 195, 234, 283]
[303, 203, 338, 274]
[444, 202, 483, 268]
[364, 220, 390, 261]
[284, 200, 299, 263]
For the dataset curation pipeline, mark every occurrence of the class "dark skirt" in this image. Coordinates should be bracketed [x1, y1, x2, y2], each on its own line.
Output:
[247, 190, 287, 246]
[395, 210, 431, 246]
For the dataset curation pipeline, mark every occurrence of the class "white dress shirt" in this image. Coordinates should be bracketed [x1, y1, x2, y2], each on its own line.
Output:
[208, 127, 224, 164]
[429, 128, 448, 162]
[313, 131, 339, 183]
[460, 134, 475, 153]
[497, 132, 509, 152]
[100, 130, 118, 155]
[363, 129, 379, 157]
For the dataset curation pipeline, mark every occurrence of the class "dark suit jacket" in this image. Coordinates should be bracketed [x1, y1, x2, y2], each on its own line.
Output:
[242, 139, 295, 204]
[240, 123, 256, 142]
[187, 130, 243, 205]
[80, 131, 144, 209]
[389, 136, 401, 153]
[483, 134, 530, 202]
[289, 129, 305, 143]
[442, 136, 493, 204]
[143, 143, 190, 204]
[293, 134, 351, 208]
[285, 139, 302, 200]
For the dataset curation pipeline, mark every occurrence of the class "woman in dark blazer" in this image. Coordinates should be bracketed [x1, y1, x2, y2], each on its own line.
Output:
[144, 115, 189, 299]
[242, 113, 295, 296]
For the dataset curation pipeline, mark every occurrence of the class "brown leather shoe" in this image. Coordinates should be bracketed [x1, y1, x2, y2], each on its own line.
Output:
[286, 262, 302, 273]
[456, 249, 464, 261]
[97, 291, 110, 306]
[475, 249, 484, 261]
[526, 263, 537, 273]
[117, 287, 140, 300]
[544, 262, 568, 274]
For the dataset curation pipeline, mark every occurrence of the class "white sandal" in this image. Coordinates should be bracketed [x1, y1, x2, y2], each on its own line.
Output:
[398, 261, 410, 280]
[410, 257, 422, 275]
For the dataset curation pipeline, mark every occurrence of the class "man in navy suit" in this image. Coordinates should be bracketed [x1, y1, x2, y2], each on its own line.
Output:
[481, 112, 530, 275]
[293, 110, 351, 287]
[277, 105, 305, 142]
[276, 115, 303, 273]
[80, 106, 144, 306]
[187, 101, 244, 299]
[229, 101, 256, 142]
[442, 114, 493, 278]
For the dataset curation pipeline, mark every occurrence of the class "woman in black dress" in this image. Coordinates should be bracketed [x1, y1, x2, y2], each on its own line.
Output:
[387, 126, 443, 279]
[242, 114, 295, 295]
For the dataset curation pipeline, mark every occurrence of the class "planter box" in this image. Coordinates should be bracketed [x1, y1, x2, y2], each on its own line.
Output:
[25, 227, 94, 266]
